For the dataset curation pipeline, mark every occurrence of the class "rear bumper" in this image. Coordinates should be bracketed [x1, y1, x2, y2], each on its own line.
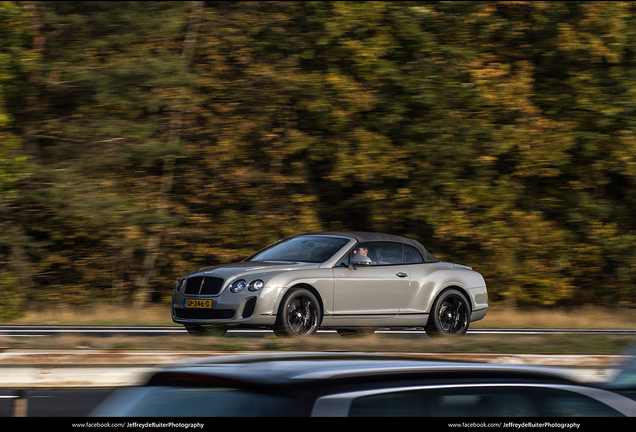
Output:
[470, 306, 488, 322]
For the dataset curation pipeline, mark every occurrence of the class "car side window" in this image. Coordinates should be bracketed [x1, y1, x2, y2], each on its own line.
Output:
[346, 386, 624, 417]
[350, 242, 404, 266]
[404, 245, 424, 264]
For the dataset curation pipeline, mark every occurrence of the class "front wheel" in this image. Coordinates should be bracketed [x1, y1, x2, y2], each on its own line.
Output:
[425, 289, 470, 338]
[274, 288, 321, 337]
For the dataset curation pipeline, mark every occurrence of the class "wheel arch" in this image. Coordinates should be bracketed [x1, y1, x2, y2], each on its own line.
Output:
[432, 284, 473, 314]
[280, 282, 325, 325]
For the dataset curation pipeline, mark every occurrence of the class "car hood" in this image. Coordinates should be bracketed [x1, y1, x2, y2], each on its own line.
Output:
[184, 261, 321, 280]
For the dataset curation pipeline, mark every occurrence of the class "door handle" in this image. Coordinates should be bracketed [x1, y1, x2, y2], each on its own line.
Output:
[396, 272, 408, 278]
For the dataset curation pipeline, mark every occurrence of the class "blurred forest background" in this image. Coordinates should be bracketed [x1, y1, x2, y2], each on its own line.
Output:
[2, 1, 636, 320]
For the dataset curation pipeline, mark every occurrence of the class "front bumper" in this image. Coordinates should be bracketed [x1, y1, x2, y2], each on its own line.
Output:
[171, 290, 278, 327]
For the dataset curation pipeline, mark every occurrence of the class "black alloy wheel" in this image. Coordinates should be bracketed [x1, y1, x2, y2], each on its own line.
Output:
[425, 289, 470, 337]
[274, 288, 321, 337]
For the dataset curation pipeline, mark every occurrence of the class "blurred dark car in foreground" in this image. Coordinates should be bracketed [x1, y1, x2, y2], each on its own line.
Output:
[91, 353, 636, 417]
[172, 231, 488, 338]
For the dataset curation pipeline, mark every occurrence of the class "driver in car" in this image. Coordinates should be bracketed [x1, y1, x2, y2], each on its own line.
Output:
[353, 246, 368, 257]
[352, 245, 376, 265]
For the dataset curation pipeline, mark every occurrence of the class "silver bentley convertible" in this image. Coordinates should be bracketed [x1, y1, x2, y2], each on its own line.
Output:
[171, 232, 488, 338]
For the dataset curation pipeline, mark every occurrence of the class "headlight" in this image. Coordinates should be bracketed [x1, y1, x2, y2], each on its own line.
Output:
[229, 279, 247, 293]
[248, 280, 264, 292]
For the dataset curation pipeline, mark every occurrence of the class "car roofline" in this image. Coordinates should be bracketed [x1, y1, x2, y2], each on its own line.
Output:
[296, 231, 440, 262]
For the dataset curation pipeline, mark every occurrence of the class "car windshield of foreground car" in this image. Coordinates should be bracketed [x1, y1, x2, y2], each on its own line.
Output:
[91, 386, 304, 417]
[247, 236, 350, 263]
[345, 385, 625, 417]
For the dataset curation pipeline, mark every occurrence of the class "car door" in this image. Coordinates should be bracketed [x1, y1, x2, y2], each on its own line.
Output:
[333, 242, 410, 317]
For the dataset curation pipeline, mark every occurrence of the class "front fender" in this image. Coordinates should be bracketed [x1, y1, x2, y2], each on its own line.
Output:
[255, 270, 334, 317]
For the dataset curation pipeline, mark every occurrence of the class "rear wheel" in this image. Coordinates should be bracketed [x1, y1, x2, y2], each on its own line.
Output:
[274, 288, 321, 337]
[425, 289, 470, 337]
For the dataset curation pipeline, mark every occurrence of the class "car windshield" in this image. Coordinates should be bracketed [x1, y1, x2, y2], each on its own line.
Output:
[91, 386, 305, 417]
[247, 236, 350, 263]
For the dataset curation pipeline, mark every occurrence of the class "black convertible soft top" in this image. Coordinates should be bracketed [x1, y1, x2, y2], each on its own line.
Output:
[301, 231, 439, 263]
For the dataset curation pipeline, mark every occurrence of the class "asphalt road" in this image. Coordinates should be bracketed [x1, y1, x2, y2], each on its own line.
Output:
[0, 388, 113, 417]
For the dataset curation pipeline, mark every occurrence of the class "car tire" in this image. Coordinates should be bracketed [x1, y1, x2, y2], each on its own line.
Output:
[274, 288, 321, 337]
[425, 289, 470, 338]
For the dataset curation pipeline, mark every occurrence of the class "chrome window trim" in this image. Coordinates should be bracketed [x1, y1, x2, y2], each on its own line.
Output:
[310, 383, 636, 417]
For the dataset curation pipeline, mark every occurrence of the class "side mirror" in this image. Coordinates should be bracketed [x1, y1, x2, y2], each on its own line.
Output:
[349, 255, 372, 269]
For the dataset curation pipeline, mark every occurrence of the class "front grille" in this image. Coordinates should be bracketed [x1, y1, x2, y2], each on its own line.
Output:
[175, 308, 235, 320]
[184, 276, 224, 295]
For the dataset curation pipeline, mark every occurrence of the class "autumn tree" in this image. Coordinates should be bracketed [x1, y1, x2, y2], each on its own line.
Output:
[2, 1, 636, 316]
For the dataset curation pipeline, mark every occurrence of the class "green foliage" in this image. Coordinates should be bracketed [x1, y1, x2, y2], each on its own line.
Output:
[0, 270, 25, 320]
[0, 1, 30, 198]
[1, 1, 636, 314]
[1, 2, 31, 321]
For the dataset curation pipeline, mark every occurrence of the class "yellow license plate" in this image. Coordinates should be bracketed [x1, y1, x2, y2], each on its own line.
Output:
[185, 299, 212, 309]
